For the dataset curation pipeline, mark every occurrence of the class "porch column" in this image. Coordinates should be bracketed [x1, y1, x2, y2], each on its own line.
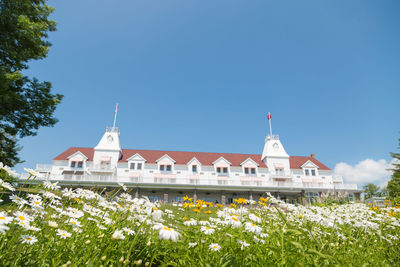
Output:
[193, 189, 197, 202]
[354, 192, 361, 203]
[301, 190, 306, 206]
[221, 191, 226, 206]
[248, 191, 253, 201]
[163, 191, 169, 203]
[135, 188, 139, 198]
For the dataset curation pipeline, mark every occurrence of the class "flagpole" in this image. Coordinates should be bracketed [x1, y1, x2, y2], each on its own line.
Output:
[269, 113, 272, 137]
[113, 103, 118, 129]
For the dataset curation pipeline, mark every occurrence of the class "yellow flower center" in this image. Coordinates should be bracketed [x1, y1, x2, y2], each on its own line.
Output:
[213, 246, 218, 249]
[206, 227, 210, 230]
[232, 217, 238, 222]
[27, 237, 32, 241]
[35, 201, 40, 205]
[0, 217, 5, 220]
[62, 234, 66, 237]
[163, 226, 171, 231]
[19, 216, 25, 221]
[71, 221, 76, 225]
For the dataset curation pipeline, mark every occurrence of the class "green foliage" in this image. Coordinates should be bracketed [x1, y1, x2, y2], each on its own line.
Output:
[388, 136, 400, 199]
[0, 0, 63, 166]
[363, 183, 380, 199]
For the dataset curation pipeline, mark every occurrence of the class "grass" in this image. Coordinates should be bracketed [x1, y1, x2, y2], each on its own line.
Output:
[0, 179, 399, 266]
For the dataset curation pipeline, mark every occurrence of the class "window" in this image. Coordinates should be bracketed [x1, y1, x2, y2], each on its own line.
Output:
[244, 168, 256, 175]
[71, 162, 76, 168]
[217, 167, 228, 174]
[305, 169, 310, 176]
[192, 165, 197, 173]
[160, 165, 172, 172]
[137, 163, 142, 170]
[311, 169, 316, 176]
[130, 163, 136, 170]
[77, 161, 83, 168]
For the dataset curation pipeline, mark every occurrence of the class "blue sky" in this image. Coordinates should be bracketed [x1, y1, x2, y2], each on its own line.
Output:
[18, 0, 400, 186]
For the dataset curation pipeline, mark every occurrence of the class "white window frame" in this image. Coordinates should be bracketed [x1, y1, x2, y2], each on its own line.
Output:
[128, 160, 145, 171]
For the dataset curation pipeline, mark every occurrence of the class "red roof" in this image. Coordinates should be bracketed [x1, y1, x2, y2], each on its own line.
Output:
[53, 147, 331, 170]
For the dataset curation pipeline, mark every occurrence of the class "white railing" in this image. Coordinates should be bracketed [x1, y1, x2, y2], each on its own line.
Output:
[18, 174, 341, 190]
[334, 184, 358, 190]
[267, 134, 280, 140]
[332, 175, 343, 182]
[90, 165, 115, 171]
[270, 172, 293, 179]
[35, 164, 52, 171]
[302, 183, 331, 189]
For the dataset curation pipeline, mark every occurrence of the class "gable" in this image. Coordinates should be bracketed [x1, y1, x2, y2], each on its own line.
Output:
[301, 160, 320, 169]
[156, 154, 176, 165]
[126, 153, 146, 162]
[187, 157, 201, 166]
[212, 157, 232, 167]
[240, 158, 259, 167]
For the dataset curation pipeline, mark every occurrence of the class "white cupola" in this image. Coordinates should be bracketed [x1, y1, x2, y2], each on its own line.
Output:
[261, 134, 290, 175]
[93, 127, 122, 169]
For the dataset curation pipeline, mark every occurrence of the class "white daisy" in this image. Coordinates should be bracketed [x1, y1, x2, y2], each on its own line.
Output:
[158, 226, 180, 242]
[112, 230, 126, 240]
[209, 243, 221, 251]
[56, 229, 72, 239]
[21, 235, 38, 245]
[200, 226, 215, 235]
[0, 211, 13, 224]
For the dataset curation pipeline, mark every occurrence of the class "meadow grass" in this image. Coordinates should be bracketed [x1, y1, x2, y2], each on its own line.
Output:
[0, 178, 399, 266]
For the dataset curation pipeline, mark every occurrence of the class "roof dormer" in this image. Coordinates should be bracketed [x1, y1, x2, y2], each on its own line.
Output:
[301, 160, 319, 176]
[127, 153, 146, 171]
[187, 157, 201, 173]
[213, 157, 231, 176]
[156, 154, 176, 173]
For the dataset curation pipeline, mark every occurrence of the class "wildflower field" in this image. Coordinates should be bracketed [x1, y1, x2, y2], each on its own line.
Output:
[0, 170, 400, 266]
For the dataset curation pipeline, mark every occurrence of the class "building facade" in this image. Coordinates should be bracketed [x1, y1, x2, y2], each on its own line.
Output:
[25, 126, 360, 203]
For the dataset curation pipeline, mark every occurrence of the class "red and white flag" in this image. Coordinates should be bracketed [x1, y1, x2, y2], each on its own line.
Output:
[267, 112, 272, 120]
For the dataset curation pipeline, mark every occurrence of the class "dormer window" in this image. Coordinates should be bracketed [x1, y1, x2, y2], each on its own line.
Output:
[217, 167, 228, 175]
[130, 163, 135, 170]
[192, 165, 198, 173]
[160, 165, 172, 172]
[304, 168, 317, 176]
[244, 167, 256, 175]
[213, 157, 231, 177]
[301, 160, 319, 177]
[127, 153, 146, 172]
[187, 157, 202, 175]
[68, 153, 87, 169]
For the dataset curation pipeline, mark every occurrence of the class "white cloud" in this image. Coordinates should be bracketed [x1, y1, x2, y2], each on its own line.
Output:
[333, 158, 396, 187]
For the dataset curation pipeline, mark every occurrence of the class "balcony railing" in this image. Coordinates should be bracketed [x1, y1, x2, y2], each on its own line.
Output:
[332, 175, 344, 182]
[36, 164, 52, 171]
[334, 184, 358, 190]
[18, 174, 346, 190]
[270, 172, 293, 179]
[90, 165, 115, 172]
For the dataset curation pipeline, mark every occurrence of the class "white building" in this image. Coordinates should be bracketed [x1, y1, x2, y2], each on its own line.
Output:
[26, 126, 360, 204]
